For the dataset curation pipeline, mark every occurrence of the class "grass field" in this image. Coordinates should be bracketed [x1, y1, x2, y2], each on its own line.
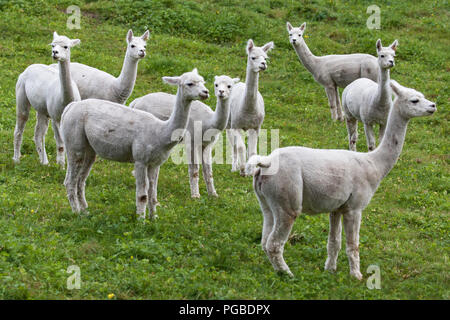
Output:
[0, 0, 448, 299]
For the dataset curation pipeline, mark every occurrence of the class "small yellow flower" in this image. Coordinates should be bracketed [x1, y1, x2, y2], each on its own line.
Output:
[304, 35, 309, 38]
[130, 256, 134, 260]
[31, 209, 34, 214]
[108, 293, 115, 299]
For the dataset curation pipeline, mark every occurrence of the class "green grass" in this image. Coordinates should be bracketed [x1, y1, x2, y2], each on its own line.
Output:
[0, 0, 448, 299]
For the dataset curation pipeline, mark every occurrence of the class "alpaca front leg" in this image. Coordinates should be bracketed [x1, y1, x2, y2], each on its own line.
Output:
[343, 210, 363, 280]
[334, 87, 344, 122]
[147, 166, 160, 219]
[364, 123, 376, 151]
[134, 162, 149, 219]
[202, 147, 217, 197]
[234, 130, 247, 176]
[52, 120, 65, 168]
[247, 129, 259, 159]
[325, 86, 338, 121]
[227, 129, 238, 172]
[324, 211, 342, 272]
[34, 112, 50, 165]
[188, 163, 200, 198]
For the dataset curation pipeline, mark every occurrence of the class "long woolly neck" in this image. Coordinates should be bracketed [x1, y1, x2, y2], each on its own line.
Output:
[376, 65, 392, 109]
[241, 59, 260, 114]
[368, 103, 409, 179]
[58, 57, 75, 105]
[163, 87, 192, 147]
[293, 38, 318, 74]
[207, 97, 231, 130]
[115, 51, 139, 103]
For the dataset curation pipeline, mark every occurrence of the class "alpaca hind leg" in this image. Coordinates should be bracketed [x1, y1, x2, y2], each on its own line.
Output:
[227, 129, 239, 172]
[34, 112, 50, 165]
[343, 210, 363, 280]
[364, 123, 376, 151]
[134, 162, 149, 219]
[334, 87, 344, 121]
[65, 151, 84, 213]
[254, 190, 274, 253]
[324, 211, 342, 272]
[346, 117, 358, 151]
[13, 87, 31, 163]
[379, 124, 387, 144]
[147, 166, 160, 219]
[52, 120, 65, 168]
[76, 146, 96, 212]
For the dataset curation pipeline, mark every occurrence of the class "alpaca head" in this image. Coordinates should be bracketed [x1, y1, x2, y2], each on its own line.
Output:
[163, 68, 209, 101]
[390, 80, 436, 119]
[126, 29, 150, 59]
[50, 32, 80, 62]
[214, 75, 240, 100]
[286, 22, 306, 46]
[246, 39, 274, 72]
[376, 39, 398, 69]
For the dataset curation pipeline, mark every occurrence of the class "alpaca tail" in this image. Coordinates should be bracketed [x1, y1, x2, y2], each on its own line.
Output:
[245, 155, 272, 176]
[128, 99, 137, 109]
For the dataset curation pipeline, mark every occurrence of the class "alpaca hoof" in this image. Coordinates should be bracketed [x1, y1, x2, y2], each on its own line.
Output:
[239, 170, 248, 177]
[149, 214, 158, 220]
[209, 192, 218, 198]
[276, 269, 294, 278]
[324, 262, 337, 273]
[191, 193, 200, 199]
[350, 270, 363, 280]
[12, 157, 20, 164]
[41, 160, 49, 166]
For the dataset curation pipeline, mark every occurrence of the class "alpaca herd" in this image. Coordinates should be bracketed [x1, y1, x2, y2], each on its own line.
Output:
[12, 23, 436, 280]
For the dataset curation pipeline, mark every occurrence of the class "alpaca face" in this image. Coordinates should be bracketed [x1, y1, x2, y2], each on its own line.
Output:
[246, 39, 274, 73]
[50, 32, 80, 62]
[126, 29, 149, 59]
[214, 75, 240, 99]
[391, 81, 436, 119]
[163, 68, 209, 101]
[286, 22, 306, 46]
[376, 39, 398, 69]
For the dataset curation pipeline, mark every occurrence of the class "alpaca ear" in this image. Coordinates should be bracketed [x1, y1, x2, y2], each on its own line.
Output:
[286, 22, 293, 32]
[262, 41, 274, 53]
[299, 22, 306, 31]
[192, 68, 198, 74]
[246, 39, 254, 54]
[390, 39, 398, 52]
[53, 31, 59, 39]
[141, 30, 150, 41]
[376, 39, 382, 53]
[232, 78, 240, 83]
[70, 39, 81, 47]
[127, 29, 133, 43]
[390, 80, 402, 97]
[162, 76, 181, 86]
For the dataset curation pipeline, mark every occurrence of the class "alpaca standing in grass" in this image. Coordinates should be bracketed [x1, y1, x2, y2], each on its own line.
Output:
[13, 32, 81, 167]
[342, 39, 398, 151]
[61, 69, 209, 219]
[227, 39, 274, 176]
[287, 22, 379, 121]
[50, 29, 149, 104]
[130, 75, 239, 198]
[245, 80, 436, 279]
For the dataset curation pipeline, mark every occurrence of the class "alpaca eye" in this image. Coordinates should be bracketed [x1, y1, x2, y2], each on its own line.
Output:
[380, 55, 385, 58]
[289, 34, 292, 36]
[227, 85, 231, 88]
[131, 45, 135, 48]
[411, 99, 419, 103]
[64, 46, 68, 49]
[187, 83, 194, 87]
[215, 84, 218, 87]
[251, 57, 256, 60]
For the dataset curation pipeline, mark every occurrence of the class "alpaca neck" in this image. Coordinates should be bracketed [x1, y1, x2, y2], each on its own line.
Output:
[208, 97, 231, 130]
[58, 58, 75, 105]
[376, 67, 392, 110]
[368, 103, 409, 179]
[163, 87, 192, 148]
[241, 60, 260, 114]
[293, 38, 318, 75]
[115, 51, 139, 103]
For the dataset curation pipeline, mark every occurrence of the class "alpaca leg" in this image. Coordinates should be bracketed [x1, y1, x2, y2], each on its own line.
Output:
[76, 147, 96, 212]
[188, 163, 201, 198]
[346, 117, 358, 151]
[247, 129, 259, 159]
[13, 87, 31, 163]
[52, 120, 65, 168]
[379, 124, 387, 144]
[324, 211, 342, 272]
[65, 151, 84, 213]
[265, 205, 296, 277]
[202, 146, 218, 197]
[364, 123, 376, 151]
[254, 190, 274, 253]
[134, 162, 149, 219]
[234, 130, 247, 176]
[325, 86, 338, 121]
[147, 166, 160, 219]
[343, 210, 363, 280]
[34, 112, 50, 165]
[334, 87, 344, 122]
[227, 129, 238, 172]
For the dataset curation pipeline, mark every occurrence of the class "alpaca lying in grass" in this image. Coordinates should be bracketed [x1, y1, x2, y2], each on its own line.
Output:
[246, 80, 436, 279]
[13, 32, 81, 167]
[130, 75, 239, 198]
[342, 39, 398, 151]
[61, 69, 209, 219]
[287, 22, 379, 121]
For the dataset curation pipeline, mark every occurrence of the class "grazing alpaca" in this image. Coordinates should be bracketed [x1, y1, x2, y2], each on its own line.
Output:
[13, 32, 81, 167]
[227, 39, 274, 176]
[287, 22, 379, 121]
[342, 39, 398, 151]
[130, 75, 239, 198]
[61, 69, 209, 219]
[245, 80, 436, 279]
[51, 29, 149, 104]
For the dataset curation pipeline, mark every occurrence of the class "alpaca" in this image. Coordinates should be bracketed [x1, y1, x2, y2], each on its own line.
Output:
[287, 22, 379, 121]
[342, 39, 398, 151]
[13, 32, 81, 167]
[130, 75, 239, 198]
[245, 80, 436, 279]
[60, 69, 209, 219]
[227, 39, 274, 176]
[50, 29, 149, 104]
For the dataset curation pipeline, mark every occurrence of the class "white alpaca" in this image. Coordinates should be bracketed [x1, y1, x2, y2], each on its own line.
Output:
[227, 39, 274, 176]
[61, 69, 209, 219]
[50, 29, 149, 104]
[287, 22, 379, 121]
[13, 32, 81, 167]
[246, 80, 436, 279]
[130, 75, 239, 198]
[342, 39, 398, 151]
